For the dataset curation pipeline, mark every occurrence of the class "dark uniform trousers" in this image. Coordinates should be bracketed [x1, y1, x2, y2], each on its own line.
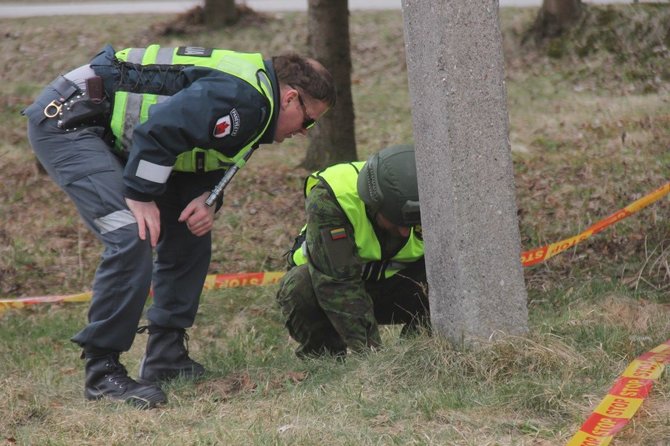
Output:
[277, 259, 430, 357]
[25, 79, 212, 352]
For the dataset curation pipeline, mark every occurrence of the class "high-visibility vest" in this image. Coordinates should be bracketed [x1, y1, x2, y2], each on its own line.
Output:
[292, 162, 424, 280]
[111, 44, 274, 172]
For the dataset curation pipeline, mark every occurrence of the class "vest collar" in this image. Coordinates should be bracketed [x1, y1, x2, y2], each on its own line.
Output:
[259, 59, 279, 145]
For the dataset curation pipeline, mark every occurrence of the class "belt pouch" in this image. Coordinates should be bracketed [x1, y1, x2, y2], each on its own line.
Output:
[59, 76, 110, 130]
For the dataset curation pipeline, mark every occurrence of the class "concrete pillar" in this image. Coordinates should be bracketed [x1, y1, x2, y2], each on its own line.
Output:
[401, 0, 528, 344]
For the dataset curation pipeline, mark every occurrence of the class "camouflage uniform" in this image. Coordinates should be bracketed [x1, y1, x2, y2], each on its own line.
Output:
[276, 181, 429, 358]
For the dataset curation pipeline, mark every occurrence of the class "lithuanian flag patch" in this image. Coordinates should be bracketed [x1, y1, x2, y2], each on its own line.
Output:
[330, 227, 347, 240]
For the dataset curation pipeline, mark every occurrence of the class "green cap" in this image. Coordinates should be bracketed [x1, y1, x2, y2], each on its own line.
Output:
[357, 144, 421, 226]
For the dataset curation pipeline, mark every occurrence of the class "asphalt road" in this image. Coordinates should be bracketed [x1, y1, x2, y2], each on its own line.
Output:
[0, 0, 652, 18]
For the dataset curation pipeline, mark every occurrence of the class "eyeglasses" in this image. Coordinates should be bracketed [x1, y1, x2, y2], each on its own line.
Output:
[295, 91, 316, 130]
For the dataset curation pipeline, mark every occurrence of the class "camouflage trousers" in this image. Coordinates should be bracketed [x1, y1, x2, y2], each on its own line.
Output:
[276, 260, 430, 358]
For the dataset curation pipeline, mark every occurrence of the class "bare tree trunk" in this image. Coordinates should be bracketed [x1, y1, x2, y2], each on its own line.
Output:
[302, 0, 357, 170]
[204, 0, 238, 28]
[532, 0, 584, 39]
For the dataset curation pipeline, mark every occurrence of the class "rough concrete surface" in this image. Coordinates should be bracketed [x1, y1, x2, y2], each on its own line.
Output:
[402, 0, 529, 345]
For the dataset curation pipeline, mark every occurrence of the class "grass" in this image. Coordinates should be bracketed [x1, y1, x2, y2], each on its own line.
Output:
[1, 3, 670, 445]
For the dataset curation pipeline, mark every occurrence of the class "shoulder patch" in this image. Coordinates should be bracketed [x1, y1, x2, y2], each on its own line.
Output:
[319, 226, 354, 271]
[330, 227, 347, 240]
[213, 115, 231, 138]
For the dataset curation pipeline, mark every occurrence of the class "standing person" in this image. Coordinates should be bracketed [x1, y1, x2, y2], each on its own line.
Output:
[23, 44, 335, 408]
[276, 145, 430, 358]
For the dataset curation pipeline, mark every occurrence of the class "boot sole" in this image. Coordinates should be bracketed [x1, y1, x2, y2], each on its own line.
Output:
[85, 389, 168, 409]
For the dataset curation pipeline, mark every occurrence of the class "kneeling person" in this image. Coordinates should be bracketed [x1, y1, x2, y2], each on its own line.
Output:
[276, 144, 429, 358]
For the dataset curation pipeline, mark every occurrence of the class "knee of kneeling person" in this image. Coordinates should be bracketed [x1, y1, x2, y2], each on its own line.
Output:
[276, 265, 315, 313]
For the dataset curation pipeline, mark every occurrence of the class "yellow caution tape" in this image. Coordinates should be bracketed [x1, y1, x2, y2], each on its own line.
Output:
[0, 271, 285, 314]
[522, 182, 669, 266]
[565, 340, 670, 446]
[2, 182, 668, 314]
[202, 270, 285, 289]
[0, 291, 92, 313]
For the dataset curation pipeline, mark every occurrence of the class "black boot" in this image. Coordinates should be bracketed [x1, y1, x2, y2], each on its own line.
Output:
[137, 325, 205, 384]
[84, 351, 167, 409]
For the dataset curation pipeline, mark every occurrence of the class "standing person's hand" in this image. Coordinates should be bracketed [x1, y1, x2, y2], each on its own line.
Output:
[179, 192, 216, 237]
[125, 198, 161, 247]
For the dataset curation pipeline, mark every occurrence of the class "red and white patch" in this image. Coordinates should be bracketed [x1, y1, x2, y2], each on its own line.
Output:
[213, 115, 232, 138]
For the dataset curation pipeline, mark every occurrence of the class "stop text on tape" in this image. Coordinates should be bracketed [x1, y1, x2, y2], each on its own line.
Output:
[565, 340, 670, 446]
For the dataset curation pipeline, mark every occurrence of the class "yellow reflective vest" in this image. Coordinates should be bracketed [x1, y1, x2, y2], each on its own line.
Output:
[293, 162, 424, 280]
[111, 44, 274, 172]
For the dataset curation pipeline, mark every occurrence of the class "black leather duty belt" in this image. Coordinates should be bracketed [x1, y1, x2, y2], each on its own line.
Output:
[43, 76, 80, 118]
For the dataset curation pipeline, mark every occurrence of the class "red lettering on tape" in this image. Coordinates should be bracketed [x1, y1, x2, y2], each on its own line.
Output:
[632, 361, 661, 378]
[578, 435, 603, 446]
[605, 398, 631, 417]
[521, 247, 546, 265]
[581, 414, 628, 437]
[610, 377, 653, 399]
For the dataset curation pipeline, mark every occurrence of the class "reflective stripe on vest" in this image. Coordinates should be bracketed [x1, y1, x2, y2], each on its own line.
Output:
[292, 162, 424, 279]
[111, 44, 274, 172]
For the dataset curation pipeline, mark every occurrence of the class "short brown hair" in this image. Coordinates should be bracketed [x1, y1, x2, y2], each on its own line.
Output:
[272, 53, 336, 107]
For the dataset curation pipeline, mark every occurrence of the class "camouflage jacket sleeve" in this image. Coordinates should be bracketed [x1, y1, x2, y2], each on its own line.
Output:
[304, 183, 381, 351]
